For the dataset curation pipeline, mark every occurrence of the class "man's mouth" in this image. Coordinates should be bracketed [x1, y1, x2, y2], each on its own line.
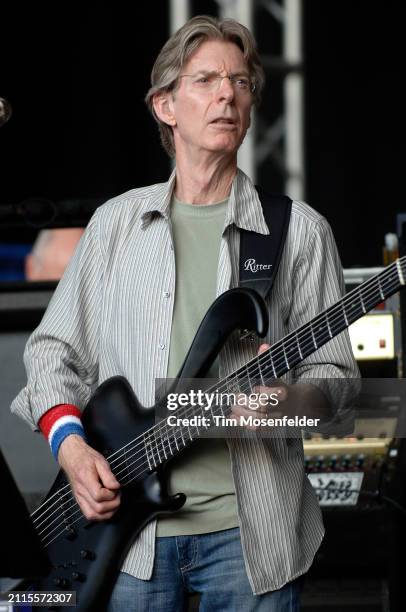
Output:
[211, 118, 235, 124]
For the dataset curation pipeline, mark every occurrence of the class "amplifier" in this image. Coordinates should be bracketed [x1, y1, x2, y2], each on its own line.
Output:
[343, 267, 402, 377]
[303, 435, 398, 509]
[303, 378, 405, 510]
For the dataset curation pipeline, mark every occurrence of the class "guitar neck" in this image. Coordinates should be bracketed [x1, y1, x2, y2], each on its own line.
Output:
[115, 258, 406, 480]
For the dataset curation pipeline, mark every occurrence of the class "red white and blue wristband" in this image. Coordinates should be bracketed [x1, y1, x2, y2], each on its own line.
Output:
[39, 404, 85, 460]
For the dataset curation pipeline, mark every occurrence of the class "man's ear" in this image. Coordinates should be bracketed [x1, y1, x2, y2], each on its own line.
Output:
[152, 91, 177, 127]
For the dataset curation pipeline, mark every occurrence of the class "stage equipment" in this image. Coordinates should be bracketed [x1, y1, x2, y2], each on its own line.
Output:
[343, 267, 401, 378]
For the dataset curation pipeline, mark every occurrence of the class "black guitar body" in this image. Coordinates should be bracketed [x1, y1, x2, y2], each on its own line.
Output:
[33, 288, 268, 611]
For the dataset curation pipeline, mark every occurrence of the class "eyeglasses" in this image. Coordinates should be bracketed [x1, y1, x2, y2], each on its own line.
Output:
[178, 71, 256, 95]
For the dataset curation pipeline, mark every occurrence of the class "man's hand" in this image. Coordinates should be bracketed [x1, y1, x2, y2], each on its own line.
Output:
[231, 343, 332, 430]
[57, 434, 121, 521]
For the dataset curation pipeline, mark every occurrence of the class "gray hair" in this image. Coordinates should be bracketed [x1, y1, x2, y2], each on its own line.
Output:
[145, 15, 265, 157]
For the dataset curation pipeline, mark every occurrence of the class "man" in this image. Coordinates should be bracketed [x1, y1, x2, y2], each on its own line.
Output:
[11, 15, 358, 611]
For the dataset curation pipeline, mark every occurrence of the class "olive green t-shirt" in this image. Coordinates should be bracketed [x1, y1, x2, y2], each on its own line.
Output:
[156, 194, 239, 537]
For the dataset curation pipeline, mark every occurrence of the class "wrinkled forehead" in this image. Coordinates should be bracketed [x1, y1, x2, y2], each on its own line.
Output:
[183, 39, 249, 75]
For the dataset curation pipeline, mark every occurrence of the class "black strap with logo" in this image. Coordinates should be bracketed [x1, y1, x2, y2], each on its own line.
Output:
[239, 187, 292, 301]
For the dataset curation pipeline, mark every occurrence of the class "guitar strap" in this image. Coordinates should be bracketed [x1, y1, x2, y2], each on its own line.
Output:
[239, 187, 292, 300]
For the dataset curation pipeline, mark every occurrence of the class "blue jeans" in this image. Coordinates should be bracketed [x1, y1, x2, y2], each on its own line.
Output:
[108, 527, 301, 611]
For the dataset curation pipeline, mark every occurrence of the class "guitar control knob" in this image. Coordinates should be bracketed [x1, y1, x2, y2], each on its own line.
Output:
[72, 571, 86, 582]
[80, 549, 96, 560]
[65, 527, 77, 541]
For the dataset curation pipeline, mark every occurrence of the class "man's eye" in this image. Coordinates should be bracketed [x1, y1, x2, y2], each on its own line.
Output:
[195, 77, 209, 84]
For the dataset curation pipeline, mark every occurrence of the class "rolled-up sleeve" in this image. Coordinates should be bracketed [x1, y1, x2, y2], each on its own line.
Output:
[10, 211, 102, 430]
[288, 217, 360, 429]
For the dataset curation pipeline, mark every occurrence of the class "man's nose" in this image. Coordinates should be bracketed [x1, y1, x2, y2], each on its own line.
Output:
[216, 76, 235, 102]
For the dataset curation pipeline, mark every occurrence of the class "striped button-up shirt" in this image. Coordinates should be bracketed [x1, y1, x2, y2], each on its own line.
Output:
[11, 168, 359, 594]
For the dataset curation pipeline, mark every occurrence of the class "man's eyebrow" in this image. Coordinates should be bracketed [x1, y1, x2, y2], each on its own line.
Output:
[192, 70, 216, 76]
[229, 70, 250, 77]
[191, 69, 250, 77]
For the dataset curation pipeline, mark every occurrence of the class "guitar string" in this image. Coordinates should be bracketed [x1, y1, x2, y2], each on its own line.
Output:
[32, 264, 401, 538]
[36, 268, 402, 544]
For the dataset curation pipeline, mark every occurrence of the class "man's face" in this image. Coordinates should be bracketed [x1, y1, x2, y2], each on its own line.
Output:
[169, 40, 253, 158]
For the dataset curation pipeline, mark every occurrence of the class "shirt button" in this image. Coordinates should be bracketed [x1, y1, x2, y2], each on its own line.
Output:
[159, 342, 166, 350]
[163, 291, 170, 299]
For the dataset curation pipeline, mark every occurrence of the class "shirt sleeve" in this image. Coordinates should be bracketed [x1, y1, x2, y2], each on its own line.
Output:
[288, 216, 361, 432]
[10, 211, 103, 431]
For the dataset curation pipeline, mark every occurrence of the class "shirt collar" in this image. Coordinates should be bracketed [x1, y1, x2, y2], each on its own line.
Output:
[140, 167, 176, 227]
[225, 169, 270, 235]
[140, 167, 270, 235]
